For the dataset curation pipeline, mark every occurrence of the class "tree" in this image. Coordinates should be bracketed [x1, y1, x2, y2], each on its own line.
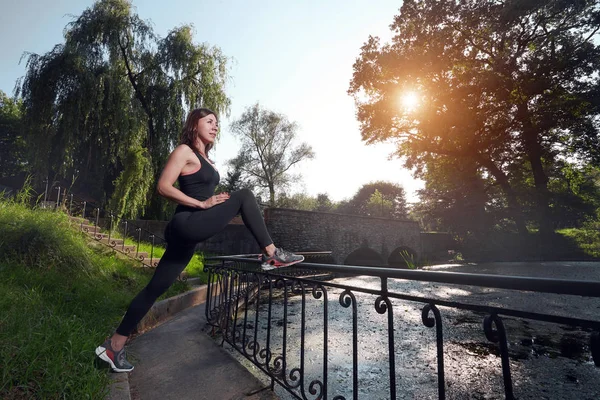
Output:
[216, 154, 256, 194]
[366, 189, 393, 217]
[230, 103, 315, 206]
[349, 0, 600, 237]
[410, 157, 492, 234]
[0, 91, 26, 177]
[17, 0, 230, 218]
[315, 193, 334, 212]
[276, 192, 318, 210]
[549, 163, 600, 228]
[343, 181, 408, 219]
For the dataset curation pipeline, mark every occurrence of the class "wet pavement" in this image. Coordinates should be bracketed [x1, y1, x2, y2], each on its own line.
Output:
[218, 261, 600, 400]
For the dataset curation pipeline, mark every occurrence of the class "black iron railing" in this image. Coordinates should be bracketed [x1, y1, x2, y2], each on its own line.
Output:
[204, 256, 600, 400]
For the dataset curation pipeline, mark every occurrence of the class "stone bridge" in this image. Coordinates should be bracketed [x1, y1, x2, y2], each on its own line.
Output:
[263, 208, 421, 266]
[132, 207, 433, 266]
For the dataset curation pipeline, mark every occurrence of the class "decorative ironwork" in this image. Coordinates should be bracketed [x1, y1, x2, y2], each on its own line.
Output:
[421, 304, 445, 399]
[483, 314, 513, 399]
[205, 256, 600, 400]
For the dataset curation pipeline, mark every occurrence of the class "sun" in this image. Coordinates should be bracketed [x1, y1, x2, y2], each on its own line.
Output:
[400, 91, 419, 111]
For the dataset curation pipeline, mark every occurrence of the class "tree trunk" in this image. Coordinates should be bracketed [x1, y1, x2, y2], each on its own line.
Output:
[268, 183, 276, 207]
[119, 36, 155, 153]
[517, 103, 553, 237]
[477, 156, 529, 236]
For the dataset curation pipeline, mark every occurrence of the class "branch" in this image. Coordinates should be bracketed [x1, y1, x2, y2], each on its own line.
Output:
[240, 166, 267, 181]
[449, 21, 496, 62]
[272, 150, 312, 179]
[271, 130, 295, 169]
[118, 34, 155, 150]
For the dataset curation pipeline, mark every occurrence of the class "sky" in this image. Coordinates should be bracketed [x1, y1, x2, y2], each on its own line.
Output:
[0, 0, 423, 202]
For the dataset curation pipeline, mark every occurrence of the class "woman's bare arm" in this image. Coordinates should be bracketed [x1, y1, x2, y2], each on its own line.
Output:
[156, 145, 229, 209]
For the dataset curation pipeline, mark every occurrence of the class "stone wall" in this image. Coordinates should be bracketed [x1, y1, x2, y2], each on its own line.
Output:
[264, 208, 421, 264]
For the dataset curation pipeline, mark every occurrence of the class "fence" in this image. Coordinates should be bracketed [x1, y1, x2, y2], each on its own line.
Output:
[41, 184, 164, 268]
[204, 256, 600, 400]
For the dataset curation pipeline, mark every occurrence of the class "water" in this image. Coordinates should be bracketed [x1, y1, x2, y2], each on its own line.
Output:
[218, 262, 600, 400]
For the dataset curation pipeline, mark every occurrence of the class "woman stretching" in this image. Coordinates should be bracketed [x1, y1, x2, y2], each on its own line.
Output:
[95, 108, 304, 372]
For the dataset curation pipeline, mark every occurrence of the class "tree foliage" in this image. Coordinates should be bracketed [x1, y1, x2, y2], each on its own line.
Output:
[108, 144, 153, 219]
[276, 192, 319, 210]
[410, 157, 492, 234]
[230, 103, 314, 206]
[349, 0, 600, 236]
[366, 189, 394, 218]
[315, 193, 334, 212]
[17, 0, 230, 218]
[216, 153, 256, 194]
[0, 91, 26, 177]
[339, 181, 408, 219]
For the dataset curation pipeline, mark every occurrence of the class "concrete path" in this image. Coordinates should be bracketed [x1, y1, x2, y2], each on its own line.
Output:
[126, 303, 278, 400]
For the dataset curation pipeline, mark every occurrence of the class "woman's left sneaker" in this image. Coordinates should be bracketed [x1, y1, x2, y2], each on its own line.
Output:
[261, 248, 305, 270]
[95, 338, 134, 372]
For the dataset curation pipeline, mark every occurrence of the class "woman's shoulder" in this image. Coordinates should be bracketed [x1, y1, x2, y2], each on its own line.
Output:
[172, 144, 196, 157]
[175, 143, 195, 152]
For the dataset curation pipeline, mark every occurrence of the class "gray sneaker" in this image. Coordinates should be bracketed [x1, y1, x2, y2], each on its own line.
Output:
[95, 338, 134, 372]
[261, 248, 304, 270]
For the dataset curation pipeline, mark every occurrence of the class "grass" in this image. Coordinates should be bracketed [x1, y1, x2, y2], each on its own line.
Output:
[0, 200, 205, 399]
[110, 236, 206, 280]
[399, 249, 417, 269]
[83, 221, 207, 280]
[557, 227, 600, 259]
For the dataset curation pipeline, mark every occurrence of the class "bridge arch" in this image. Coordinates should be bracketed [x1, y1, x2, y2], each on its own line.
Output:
[388, 246, 418, 268]
[344, 247, 385, 267]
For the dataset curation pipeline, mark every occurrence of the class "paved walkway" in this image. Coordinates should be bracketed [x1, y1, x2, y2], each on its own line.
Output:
[124, 303, 278, 400]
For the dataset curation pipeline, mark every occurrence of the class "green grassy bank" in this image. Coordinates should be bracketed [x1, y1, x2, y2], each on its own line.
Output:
[0, 201, 207, 399]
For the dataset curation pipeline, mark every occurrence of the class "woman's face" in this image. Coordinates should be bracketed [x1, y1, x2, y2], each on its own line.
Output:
[196, 113, 218, 146]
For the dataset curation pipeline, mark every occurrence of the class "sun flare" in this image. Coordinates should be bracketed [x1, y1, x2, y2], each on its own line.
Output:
[400, 91, 419, 111]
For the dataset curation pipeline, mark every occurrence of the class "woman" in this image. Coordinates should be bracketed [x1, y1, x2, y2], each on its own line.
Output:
[95, 108, 304, 372]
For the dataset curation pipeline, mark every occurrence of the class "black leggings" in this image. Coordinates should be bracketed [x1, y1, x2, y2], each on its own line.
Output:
[115, 189, 272, 336]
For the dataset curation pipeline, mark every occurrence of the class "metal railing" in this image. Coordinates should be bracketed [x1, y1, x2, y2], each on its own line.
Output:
[204, 256, 600, 400]
[47, 187, 164, 268]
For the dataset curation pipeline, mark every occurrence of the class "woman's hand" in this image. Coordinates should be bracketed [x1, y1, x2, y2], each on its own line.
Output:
[200, 192, 230, 209]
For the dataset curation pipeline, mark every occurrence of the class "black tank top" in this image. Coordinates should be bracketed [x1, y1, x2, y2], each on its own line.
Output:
[175, 151, 220, 213]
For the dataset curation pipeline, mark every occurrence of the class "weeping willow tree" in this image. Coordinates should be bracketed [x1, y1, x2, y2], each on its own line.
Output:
[17, 0, 230, 219]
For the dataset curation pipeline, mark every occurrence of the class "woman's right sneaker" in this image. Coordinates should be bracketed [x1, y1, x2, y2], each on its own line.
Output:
[95, 338, 134, 372]
[261, 248, 305, 270]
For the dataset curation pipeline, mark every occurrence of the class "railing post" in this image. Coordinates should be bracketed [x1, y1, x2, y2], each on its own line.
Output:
[55, 186, 61, 209]
[484, 314, 514, 399]
[150, 234, 155, 265]
[122, 221, 128, 252]
[592, 331, 600, 367]
[94, 208, 100, 236]
[377, 276, 395, 400]
[422, 304, 445, 399]
[43, 177, 48, 204]
[108, 212, 113, 245]
[136, 227, 141, 258]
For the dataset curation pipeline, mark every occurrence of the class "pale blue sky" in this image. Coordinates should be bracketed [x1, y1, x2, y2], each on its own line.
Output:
[0, 0, 423, 202]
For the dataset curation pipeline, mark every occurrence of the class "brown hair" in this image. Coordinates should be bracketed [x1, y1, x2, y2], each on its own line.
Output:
[180, 108, 218, 156]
